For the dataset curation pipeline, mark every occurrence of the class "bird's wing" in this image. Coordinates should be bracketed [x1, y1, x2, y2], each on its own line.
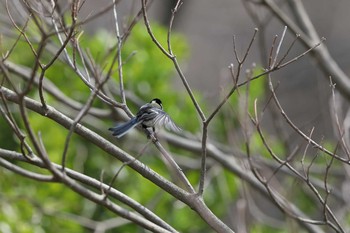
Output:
[137, 106, 159, 123]
[152, 109, 182, 132]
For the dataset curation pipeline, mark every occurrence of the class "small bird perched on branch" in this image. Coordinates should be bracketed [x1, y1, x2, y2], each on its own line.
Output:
[109, 98, 181, 138]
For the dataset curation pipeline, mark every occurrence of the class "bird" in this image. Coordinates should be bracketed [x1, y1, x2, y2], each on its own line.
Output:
[109, 98, 181, 138]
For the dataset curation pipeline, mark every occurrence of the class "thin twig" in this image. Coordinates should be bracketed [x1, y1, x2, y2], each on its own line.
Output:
[271, 26, 287, 68]
[104, 140, 152, 198]
[207, 28, 258, 123]
[113, 0, 126, 104]
[329, 77, 350, 159]
[151, 134, 195, 194]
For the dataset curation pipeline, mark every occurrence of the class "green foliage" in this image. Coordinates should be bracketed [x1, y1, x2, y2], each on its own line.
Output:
[1, 10, 336, 233]
[1, 17, 205, 232]
[78, 23, 199, 132]
[0, 117, 17, 151]
[0, 169, 84, 233]
[230, 67, 267, 112]
[247, 68, 267, 112]
[248, 131, 286, 159]
[204, 169, 238, 217]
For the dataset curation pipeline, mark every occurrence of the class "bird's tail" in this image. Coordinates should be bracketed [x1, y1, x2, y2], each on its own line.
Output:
[109, 118, 139, 138]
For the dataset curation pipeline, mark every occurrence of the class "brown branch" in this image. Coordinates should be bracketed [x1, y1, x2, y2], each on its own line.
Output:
[151, 135, 195, 194]
[261, 0, 350, 99]
[0, 86, 234, 232]
[0, 148, 177, 233]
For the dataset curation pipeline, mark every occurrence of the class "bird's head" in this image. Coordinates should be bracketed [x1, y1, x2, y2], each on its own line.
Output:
[150, 98, 163, 109]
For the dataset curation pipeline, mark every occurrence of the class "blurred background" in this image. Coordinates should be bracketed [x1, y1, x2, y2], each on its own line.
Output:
[1, 0, 350, 232]
[2, 0, 347, 137]
[79, 0, 350, 140]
